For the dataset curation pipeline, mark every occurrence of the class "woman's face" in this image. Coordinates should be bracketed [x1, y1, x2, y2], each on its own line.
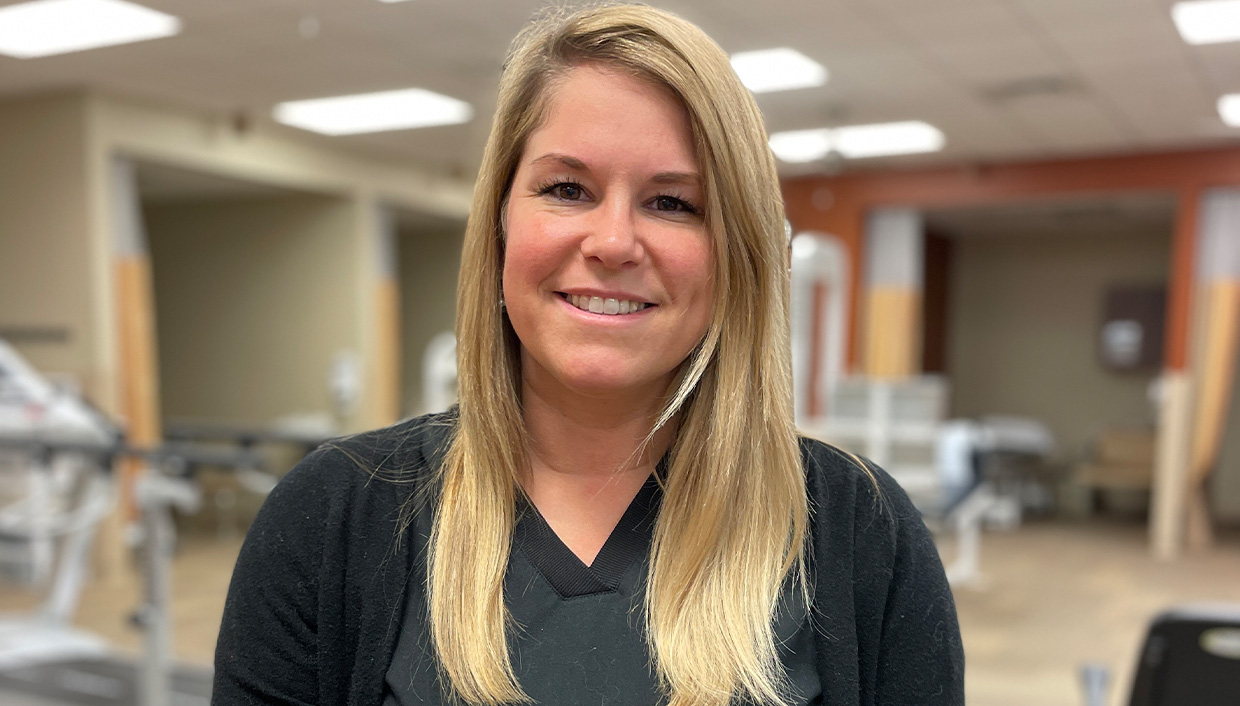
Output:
[502, 64, 714, 404]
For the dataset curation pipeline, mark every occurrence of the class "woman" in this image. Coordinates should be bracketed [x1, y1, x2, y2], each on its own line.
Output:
[213, 5, 964, 706]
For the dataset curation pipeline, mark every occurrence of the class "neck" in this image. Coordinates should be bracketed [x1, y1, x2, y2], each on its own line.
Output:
[520, 369, 673, 485]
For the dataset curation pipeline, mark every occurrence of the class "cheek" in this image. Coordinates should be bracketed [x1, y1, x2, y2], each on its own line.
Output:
[666, 236, 715, 308]
[501, 213, 565, 299]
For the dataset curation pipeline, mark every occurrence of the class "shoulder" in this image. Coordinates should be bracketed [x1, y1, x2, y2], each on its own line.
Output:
[262, 409, 457, 526]
[231, 410, 457, 599]
[320, 408, 457, 475]
[285, 410, 456, 489]
[797, 435, 939, 590]
[798, 435, 920, 536]
[216, 416, 456, 703]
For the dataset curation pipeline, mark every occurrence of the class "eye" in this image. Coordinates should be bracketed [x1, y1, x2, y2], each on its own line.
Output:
[652, 195, 700, 215]
[538, 181, 587, 201]
[554, 183, 584, 200]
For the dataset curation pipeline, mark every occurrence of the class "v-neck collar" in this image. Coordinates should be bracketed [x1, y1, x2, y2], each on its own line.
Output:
[514, 473, 662, 599]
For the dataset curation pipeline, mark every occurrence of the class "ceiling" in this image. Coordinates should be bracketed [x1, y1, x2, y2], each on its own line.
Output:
[2, 0, 1239, 180]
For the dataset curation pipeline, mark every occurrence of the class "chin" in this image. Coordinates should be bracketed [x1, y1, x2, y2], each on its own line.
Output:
[554, 364, 668, 398]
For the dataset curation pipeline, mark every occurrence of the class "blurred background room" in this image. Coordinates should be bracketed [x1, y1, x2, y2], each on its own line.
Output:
[1, 1, 1239, 705]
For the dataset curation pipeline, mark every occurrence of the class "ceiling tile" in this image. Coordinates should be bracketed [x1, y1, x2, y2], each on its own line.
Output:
[993, 93, 1135, 152]
[862, 0, 1034, 46]
[923, 34, 1066, 85]
[1193, 44, 1240, 91]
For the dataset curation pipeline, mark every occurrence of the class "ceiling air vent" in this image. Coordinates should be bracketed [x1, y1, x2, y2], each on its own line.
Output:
[980, 75, 1081, 103]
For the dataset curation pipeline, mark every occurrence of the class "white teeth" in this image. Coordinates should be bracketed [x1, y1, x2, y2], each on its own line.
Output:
[564, 293, 648, 316]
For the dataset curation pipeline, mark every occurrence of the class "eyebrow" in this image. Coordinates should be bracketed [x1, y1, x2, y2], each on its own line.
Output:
[650, 171, 701, 187]
[530, 153, 588, 171]
[529, 153, 702, 187]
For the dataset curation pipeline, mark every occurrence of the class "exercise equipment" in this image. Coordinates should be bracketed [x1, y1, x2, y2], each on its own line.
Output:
[1128, 604, 1240, 706]
[804, 376, 1057, 586]
[0, 339, 262, 706]
[0, 434, 258, 706]
[0, 438, 115, 670]
[0, 338, 120, 668]
[1080, 604, 1240, 706]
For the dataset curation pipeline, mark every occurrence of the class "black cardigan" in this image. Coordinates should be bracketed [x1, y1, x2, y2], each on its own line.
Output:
[212, 412, 964, 705]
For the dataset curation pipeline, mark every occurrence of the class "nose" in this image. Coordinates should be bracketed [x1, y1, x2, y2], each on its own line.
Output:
[579, 197, 644, 268]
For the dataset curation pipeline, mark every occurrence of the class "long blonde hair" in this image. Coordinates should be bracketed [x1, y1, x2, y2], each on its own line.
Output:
[429, 5, 808, 705]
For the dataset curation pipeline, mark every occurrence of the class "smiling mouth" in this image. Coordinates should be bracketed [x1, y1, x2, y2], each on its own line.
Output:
[558, 292, 654, 316]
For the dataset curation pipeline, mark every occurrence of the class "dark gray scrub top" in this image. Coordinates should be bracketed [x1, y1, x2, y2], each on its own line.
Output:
[382, 476, 821, 705]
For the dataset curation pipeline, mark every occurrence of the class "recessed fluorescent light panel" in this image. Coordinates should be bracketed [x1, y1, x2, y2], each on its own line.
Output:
[1173, 0, 1240, 44]
[730, 48, 827, 94]
[0, 0, 180, 59]
[833, 121, 946, 159]
[274, 89, 473, 136]
[769, 121, 945, 162]
[1220, 94, 1240, 126]
[769, 128, 834, 163]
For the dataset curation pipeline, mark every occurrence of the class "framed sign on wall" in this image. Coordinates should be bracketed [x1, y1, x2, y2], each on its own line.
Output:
[1099, 284, 1166, 372]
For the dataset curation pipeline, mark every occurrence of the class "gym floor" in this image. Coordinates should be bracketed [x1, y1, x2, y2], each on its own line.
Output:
[1, 519, 1238, 706]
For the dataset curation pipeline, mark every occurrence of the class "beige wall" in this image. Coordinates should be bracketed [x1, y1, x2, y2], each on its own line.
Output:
[145, 195, 358, 425]
[0, 94, 103, 396]
[87, 93, 475, 430]
[397, 223, 463, 416]
[947, 229, 1170, 462]
[0, 89, 475, 569]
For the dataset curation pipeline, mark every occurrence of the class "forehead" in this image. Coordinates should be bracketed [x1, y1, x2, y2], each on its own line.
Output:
[522, 65, 699, 172]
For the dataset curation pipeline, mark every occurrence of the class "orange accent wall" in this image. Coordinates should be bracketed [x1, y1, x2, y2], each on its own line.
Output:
[863, 287, 921, 378]
[116, 256, 161, 520]
[374, 278, 402, 425]
[783, 145, 1240, 372]
[1190, 281, 1240, 482]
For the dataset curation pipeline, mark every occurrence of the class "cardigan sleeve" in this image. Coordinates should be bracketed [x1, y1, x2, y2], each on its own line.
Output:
[869, 466, 966, 705]
[212, 449, 335, 706]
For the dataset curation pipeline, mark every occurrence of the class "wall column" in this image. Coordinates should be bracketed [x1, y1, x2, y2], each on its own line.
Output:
[1150, 188, 1240, 558]
[366, 202, 402, 427]
[111, 157, 162, 520]
[862, 209, 924, 378]
[1185, 191, 1240, 548]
